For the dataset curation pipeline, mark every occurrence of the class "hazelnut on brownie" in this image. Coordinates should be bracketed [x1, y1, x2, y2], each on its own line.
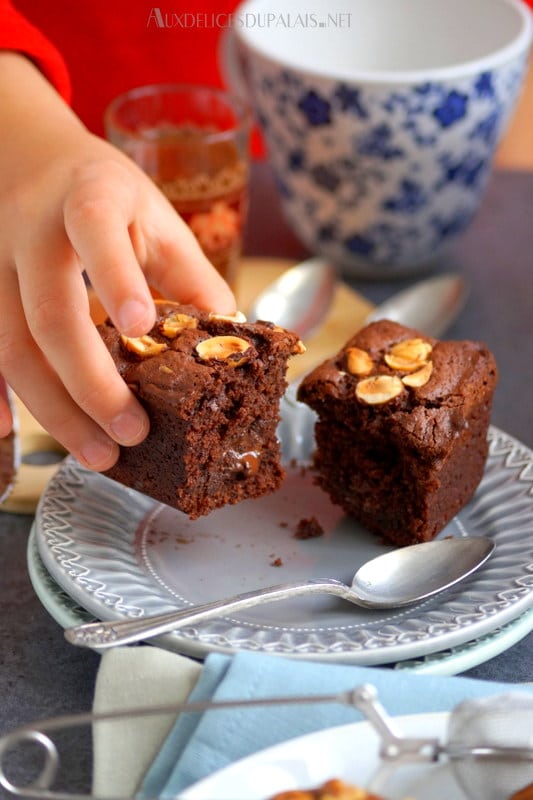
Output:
[98, 301, 304, 518]
[297, 320, 497, 546]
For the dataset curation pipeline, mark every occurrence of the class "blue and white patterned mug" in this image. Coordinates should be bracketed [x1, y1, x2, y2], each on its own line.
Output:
[223, 0, 532, 277]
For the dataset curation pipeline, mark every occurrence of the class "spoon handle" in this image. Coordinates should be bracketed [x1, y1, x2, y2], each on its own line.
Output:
[64, 579, 350, 649]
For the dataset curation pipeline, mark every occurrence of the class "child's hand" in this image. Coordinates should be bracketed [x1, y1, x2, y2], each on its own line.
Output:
[0, 54, 235, 470]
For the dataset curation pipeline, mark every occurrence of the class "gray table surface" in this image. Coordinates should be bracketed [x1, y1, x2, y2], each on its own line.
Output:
[0, 165, 531, 796]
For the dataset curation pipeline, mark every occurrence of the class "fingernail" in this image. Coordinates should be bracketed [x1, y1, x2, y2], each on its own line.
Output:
[117, 298, 151, 335]
[80, 437, 116, 469]
[110, 410, 148, 444]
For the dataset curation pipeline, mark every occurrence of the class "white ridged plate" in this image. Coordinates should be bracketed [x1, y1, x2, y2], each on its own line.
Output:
[35, 395, 533, 665]
[26, 525, 533, 674]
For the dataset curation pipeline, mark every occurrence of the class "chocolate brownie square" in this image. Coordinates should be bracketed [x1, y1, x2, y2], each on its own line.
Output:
[98, 302, 304, 518]
[297, 320, 497, 545]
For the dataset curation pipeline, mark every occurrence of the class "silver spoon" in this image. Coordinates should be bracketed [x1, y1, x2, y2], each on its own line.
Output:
[248, 258, 467, 339]
[65, 536, 494, 649]
[365, 272, 469, 338]
[248, 257, 337, 338]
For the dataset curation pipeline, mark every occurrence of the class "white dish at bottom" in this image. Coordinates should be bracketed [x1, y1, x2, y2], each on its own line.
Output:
[181, 713, 461, 800]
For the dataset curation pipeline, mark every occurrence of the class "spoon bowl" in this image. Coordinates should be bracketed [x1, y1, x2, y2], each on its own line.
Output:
[350, 536, 493, 608]
[248, 257, 337, 338]
[364, 273, 468, 338]
[247, 258, 467, 341]
[65, 537, 494, 649]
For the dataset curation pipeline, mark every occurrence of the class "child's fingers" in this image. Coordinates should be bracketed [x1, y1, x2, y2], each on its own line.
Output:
[63, 159, 156, 336]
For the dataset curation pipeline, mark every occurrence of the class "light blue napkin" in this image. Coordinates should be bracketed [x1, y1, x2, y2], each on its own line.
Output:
[138, 651, 532, 798]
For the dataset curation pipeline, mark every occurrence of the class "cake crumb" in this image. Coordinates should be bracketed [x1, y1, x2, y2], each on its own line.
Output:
[278, 521, 289, 529]
[270, 557, 283, 567]
[294, 516, 324, 539]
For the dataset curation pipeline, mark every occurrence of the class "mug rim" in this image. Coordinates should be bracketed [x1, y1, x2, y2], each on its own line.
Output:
[104, 82, 253, 143]
[233, 0, 533, 85]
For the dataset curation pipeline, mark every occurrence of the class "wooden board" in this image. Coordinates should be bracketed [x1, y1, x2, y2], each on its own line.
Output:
[1, 257, 374, 514]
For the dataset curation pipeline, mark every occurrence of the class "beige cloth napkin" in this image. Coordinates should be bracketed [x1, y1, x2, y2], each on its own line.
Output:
[92, 648, 202, 798]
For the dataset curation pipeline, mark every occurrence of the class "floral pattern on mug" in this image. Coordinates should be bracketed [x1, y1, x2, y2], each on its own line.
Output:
[241, 46, 529, 275]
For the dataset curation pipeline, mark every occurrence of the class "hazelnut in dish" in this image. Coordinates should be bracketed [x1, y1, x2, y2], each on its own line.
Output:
[297, 320, 497, 545]
[269, 778, 385, 799]
[510, 785, 533, 800]
[98, 302, 304, 518]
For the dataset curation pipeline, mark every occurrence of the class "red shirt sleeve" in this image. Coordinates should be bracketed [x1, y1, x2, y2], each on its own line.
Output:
[0, 0, 71, 101]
